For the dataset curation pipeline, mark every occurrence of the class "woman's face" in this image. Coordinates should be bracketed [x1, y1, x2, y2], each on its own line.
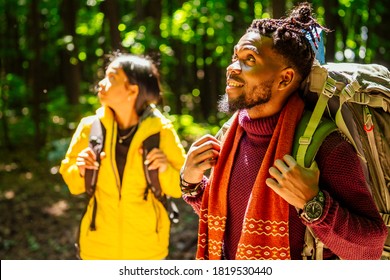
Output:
[97, 60, 131, 108]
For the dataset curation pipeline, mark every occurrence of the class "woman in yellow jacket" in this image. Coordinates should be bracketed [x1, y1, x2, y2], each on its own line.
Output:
[60, 53, 186, 260]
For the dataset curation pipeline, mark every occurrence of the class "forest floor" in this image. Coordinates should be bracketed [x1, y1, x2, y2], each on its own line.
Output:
[0, 148, 198, 260]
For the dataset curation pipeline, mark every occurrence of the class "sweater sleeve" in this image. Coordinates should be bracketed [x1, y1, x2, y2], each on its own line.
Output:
[308, 132, 388, 260]
[182, 176, 209, 215]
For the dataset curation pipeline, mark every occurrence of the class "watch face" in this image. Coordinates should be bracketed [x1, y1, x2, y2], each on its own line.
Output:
[304, 201, 323, 220]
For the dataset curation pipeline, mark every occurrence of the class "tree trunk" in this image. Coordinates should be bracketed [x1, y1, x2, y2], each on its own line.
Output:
[166, 1, 185, 115]
[0, 68, 10, 149]
[323, 0, 344, 62]
[147, 0, 162, 52]
[60, 0, 81, 106]
[101, 0, 122, 51]
[135, 0, 144, 22]
[272, 0, 287, 18]
[28, 0, 46, 150]
[367, 1, 390, 68]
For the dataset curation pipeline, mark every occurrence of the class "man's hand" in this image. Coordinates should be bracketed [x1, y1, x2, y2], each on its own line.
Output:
[266, 154, 320, 209]
[181, 134, 221, 184]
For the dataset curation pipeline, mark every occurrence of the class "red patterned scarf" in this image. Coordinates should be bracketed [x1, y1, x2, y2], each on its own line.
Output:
[196, 93, 305, 260]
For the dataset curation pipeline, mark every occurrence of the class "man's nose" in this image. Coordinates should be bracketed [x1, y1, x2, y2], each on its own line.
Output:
[226, 60, 241, 75]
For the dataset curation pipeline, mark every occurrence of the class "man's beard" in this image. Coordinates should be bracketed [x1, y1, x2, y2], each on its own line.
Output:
[218, 79, 273, 114]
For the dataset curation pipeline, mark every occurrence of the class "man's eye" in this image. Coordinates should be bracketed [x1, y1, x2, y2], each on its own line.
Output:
[231, 54, 238, 62]
[246, 55, 256, 62]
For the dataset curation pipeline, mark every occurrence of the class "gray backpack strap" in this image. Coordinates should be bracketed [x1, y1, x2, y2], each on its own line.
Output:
[301, 227, 327, 260]
[215, 113, 236, 141]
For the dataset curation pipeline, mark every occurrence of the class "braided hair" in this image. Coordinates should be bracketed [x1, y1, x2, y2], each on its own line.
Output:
[247, 2, 329, 80]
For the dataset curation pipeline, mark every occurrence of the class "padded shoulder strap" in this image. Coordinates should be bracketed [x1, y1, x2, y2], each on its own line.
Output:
[292, 111, 338, 168]
[85, 117, 106, 197]
[142, 132, 180, 224]
[142, 133, 162, 199]
[84, 116, 105, 231]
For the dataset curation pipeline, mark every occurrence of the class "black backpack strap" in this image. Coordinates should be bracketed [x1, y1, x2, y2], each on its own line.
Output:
[142, 133, 179, 224]
[142, 133, 162, 199]
[84, 117, 106, 231]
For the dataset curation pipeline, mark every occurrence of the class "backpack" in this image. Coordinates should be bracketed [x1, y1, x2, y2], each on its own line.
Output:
[84, 107, 180, 233]
[215, 61, 390, 260]
[293, 60, 390, 259]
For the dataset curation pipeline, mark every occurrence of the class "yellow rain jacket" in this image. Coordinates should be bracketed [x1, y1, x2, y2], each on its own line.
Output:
[60, 106, 186, 260]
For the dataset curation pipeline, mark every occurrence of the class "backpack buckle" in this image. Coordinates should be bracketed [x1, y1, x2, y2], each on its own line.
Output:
[323, 77, 337, 98]
[299, 136, 312, 145]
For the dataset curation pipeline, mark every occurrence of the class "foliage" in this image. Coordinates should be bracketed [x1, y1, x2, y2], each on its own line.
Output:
[0, 0, 390, 260]
[1, 0, 390, 152]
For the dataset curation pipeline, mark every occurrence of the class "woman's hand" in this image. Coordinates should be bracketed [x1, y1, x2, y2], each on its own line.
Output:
[144, 148, 169, 173]
[76, 147, 105, 177]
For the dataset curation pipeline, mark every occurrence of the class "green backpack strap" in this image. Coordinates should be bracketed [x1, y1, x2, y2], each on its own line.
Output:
[292, 108, 338, 260]
[292, 110, 338, 168]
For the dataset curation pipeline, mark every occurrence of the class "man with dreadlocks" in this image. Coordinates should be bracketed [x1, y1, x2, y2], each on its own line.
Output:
[180, 2, 387, 260]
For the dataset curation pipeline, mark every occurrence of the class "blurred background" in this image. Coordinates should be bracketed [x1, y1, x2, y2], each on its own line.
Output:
[1, 0, 389, 260]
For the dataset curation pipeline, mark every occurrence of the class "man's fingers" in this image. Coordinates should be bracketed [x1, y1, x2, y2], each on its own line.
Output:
[265, 178, 280, 189]
[283, 154, 297, 168]
[193, 148, 219, 164]
[181, 135, 221, 183]
[274, 159, 289, 173]
[196, 157, 218, 170]
[192, 134, 220, 148]
[268, 166, 282, 181]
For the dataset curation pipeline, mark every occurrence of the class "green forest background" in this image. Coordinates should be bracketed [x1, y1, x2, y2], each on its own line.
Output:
[1, 0, 389, 260]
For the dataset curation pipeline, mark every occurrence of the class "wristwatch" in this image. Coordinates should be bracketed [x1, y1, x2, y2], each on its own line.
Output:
[300, 190, 325, 223]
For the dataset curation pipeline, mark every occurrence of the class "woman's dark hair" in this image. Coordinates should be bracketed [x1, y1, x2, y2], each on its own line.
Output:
[109, 52, 162, 116]
[247, 2, 329, 80]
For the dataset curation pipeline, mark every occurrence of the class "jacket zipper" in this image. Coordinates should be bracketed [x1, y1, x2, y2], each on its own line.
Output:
[110, 118, 124, 258]
[110, 119, 122, 199]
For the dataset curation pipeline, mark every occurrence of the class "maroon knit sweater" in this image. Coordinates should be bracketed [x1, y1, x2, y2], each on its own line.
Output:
[184, 110, 388, 260]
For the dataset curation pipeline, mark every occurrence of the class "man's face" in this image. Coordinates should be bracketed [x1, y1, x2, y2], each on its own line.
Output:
[219, 32, 286, 114]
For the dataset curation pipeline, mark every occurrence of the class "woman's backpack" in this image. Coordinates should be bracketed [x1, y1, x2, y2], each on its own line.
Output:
[84, 106, 179, 232]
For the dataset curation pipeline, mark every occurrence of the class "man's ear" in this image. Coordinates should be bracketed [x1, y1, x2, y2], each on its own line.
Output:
[278, 68, 296, 90]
